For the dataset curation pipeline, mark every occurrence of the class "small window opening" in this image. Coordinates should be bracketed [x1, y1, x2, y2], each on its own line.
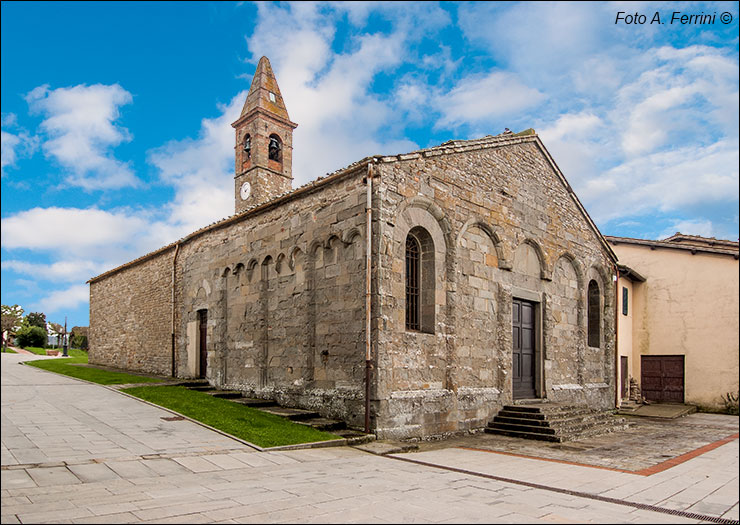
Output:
[243, 134, 251, 158]
[268, 134, 282, 162]
[622, 286, 628, 316]
[588, 280, 601, 347]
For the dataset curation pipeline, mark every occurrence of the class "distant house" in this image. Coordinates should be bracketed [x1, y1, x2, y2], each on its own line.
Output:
[608, 233, 739, 410]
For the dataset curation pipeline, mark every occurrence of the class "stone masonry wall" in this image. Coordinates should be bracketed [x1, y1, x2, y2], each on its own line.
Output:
[176, 169, 369, 427]
[89, 247, 174, 376]
[372, 136, 616, 440]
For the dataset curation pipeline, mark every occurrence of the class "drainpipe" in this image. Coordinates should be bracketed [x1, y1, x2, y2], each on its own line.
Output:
[614, 263, 619, 408]
[172, 242, 181, 378]
[364, 163, 374, 434]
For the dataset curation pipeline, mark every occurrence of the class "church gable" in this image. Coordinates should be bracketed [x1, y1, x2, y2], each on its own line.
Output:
[372, 133, 616, 438]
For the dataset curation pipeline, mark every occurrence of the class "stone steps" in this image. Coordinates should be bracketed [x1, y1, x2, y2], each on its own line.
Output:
[180, 383, 370, 442]
[230, 397, 278, 408]
[296, 417, 347, 431]
[259, 406, 321, 421]
[205, 390, 244, 399]
[485, 403, 630, 442]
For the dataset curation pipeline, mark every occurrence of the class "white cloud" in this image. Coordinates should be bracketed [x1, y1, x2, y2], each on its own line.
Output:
[658, 219, 715, 239]
[36, 284, 89, 314]
[1, 113, 38, 176]
[148, 91, 246, 232]
[243, 2, 438, 183]
[615, 46, 739, 157]
[1, 130, 21, 173]
[26, 83, 139, 190]
[1, 207, 150, 251]
[581, 138, 739, 223]
[435, 71, 546, 129]
[2, 259, 105, 283]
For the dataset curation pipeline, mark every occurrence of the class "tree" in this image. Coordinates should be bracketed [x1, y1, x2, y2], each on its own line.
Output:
[25, 312, 48, 331]
[1, 304, 24, 351]
[15, 325, 47, 349]
[70, 326, 88, 350]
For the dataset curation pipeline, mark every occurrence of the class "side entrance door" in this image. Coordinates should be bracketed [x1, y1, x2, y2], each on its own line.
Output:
[641, 355, 684, 403]
[198, 310, 208, 379]
[620, 356, 629, 399]
[513, 298, 536, 399]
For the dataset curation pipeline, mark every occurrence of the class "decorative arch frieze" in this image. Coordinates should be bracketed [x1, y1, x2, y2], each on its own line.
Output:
[325, 234, 341, 250]
[456, 217, 511, 270]
[275, 253, 287, 274]
[289, 246, 304, 271]
[520, 238, 552, 280]
[395, 195, 452, 242]
[307, 239, 323, 258]
[342, 227, 362, 245]
[553, 252, 584, 289]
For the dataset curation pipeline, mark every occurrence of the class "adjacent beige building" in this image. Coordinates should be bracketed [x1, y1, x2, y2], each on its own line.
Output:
[609, 234, 739, 410]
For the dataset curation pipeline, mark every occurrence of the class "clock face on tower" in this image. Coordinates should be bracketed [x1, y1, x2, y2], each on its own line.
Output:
[240, 181, 252, 201]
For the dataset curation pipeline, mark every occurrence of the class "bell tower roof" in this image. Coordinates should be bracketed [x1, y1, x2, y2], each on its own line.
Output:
[236, 56, 294, 125]
[231, 56, 296, 212]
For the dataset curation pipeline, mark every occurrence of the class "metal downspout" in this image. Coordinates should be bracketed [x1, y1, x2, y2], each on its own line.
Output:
[365, 163, 374, 434]
[172, 242, 181, 378]
[614, 264, 619, 408]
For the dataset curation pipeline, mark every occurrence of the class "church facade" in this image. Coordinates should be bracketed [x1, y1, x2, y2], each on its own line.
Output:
[89, 57, 618, 439]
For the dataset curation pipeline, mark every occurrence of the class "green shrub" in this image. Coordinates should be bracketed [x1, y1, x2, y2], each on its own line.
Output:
[71, 334, 88, 350]
[15, 326, 47, 348]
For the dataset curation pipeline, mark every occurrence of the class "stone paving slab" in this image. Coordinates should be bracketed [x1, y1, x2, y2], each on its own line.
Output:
[3, 352, 739, 524]
[1, 354, 252, 468]
[404, 412, 738, 473]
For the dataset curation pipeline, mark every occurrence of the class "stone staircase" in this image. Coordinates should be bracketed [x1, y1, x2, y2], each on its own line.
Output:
[174, 380, 373, 445]
[485, 402, 630, 442]
[616, 399, 642, 415]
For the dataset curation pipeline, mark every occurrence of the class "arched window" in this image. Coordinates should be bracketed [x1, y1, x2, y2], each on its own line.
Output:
[406, 235, 421, 330]
[587, 279, 600, 347]
[405, 227, 435, 333]
[243, 134, 251, 158]
[268, 134, 282, 162]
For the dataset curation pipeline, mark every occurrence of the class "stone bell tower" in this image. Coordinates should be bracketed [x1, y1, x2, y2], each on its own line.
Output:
[232, 56, 298, 213]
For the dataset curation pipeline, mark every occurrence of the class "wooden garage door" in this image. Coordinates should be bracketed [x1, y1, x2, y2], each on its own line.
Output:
[641, 355, 684, 403]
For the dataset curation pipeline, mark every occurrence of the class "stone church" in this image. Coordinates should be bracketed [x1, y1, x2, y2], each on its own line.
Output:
[89, 57, 618, 439]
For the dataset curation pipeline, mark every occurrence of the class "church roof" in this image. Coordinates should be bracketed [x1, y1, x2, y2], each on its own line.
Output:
[236, 56, 294, 125]
[606, 234, 739, 258]
[660, 232, 738, 250]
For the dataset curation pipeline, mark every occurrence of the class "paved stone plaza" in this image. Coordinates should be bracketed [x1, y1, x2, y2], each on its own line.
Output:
[2, 352, 738, 524]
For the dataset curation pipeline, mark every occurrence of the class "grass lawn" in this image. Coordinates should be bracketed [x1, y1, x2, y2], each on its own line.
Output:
[21, 346, 49, 355]
[26, 350, 163, 385]
[2, 348, 17, 353]
[123, 385, 340, 448]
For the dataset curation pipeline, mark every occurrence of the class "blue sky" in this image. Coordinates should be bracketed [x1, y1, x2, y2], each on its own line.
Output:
[2, 1, 738, 329]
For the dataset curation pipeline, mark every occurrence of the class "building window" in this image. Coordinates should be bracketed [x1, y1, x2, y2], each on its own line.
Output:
[268, 134, 282, 162]
[622, 286, 628, 316]
[406, 235, 421, 331]
[405, 227, 435, 333]
[243, 134, 251, 158]
[588, 280, 600, 347]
